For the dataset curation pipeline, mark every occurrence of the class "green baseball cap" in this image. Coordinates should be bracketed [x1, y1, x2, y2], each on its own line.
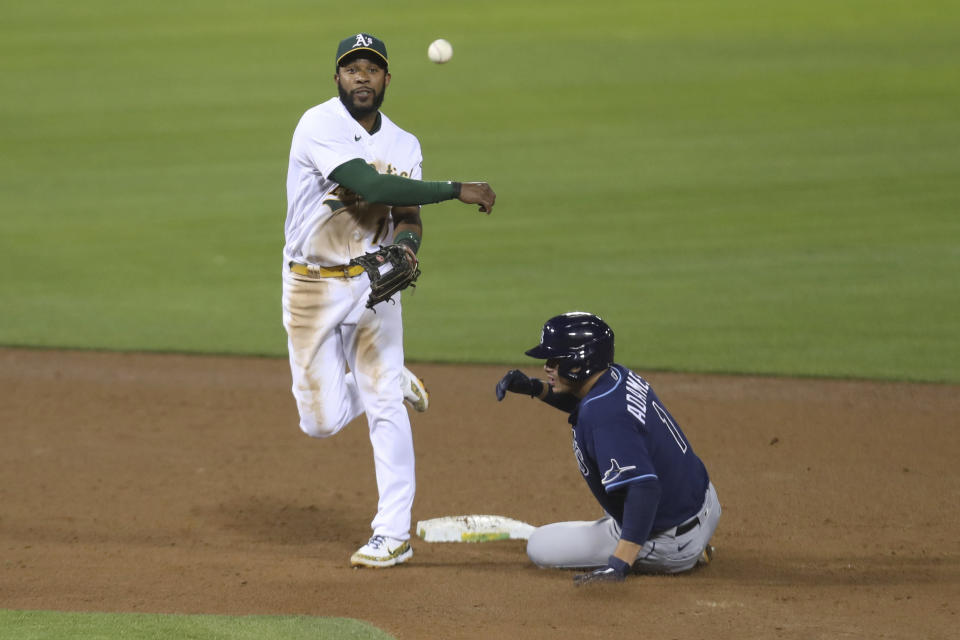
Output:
[336, 33, 389, 68]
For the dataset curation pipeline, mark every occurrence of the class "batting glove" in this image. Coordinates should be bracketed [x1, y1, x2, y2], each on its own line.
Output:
[573, 555, 631, 587]
[495, 370, 544, 401]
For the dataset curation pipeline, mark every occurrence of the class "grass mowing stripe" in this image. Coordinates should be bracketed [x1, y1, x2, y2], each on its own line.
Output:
[0, 610, 396, 640]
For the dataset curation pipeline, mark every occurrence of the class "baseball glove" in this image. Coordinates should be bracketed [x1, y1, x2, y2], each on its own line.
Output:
[350, 244, 421, 309]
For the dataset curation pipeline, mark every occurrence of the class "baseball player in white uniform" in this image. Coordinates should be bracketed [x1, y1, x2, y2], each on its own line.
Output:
[282, 33, 496, 568]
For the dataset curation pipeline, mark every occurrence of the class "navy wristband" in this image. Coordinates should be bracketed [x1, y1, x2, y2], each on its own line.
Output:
[608, 555, 631, 577]
[528, 378, 544, 398]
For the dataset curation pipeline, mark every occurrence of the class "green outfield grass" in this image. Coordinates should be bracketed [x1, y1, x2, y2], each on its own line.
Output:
[1, 0, 957, 382]
[0, 610, 395, 640]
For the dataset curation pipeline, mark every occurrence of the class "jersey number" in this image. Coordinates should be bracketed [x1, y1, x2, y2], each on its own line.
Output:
[652, 401, 688, 453]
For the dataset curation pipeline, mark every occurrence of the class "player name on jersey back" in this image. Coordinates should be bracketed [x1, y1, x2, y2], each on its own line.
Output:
[625, 370, 650, 424]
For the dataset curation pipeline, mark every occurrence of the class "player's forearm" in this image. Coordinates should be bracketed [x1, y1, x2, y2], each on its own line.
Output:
[393, 207, 423, 254]
[540, 384, 579, 413]
[331, 158, 460, 206]
[525, 378, 573, 410]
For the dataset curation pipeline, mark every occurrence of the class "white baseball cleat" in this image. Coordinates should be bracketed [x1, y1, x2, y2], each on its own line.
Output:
[401, 367, 429, 412]
[350, 534, 413, 568]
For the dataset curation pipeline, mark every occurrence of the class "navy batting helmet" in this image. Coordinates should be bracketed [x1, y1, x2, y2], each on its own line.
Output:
[525, 312, 614, 382]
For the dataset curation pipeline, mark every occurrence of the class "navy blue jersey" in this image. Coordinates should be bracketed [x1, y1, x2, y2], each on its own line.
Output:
[569, 364, 709, 535]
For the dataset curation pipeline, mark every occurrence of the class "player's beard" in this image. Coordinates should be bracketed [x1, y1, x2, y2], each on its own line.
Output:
[338, 82, 386, 120]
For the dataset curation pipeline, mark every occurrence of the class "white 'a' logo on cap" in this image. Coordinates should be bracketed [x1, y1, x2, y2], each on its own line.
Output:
[354, 34, 372, 48]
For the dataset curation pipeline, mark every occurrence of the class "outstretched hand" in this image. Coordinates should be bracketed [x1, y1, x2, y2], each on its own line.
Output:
[458, 182, 496, 214]
[495, 369, 543, 401]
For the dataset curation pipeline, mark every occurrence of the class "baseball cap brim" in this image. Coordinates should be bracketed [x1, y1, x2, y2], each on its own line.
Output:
[337, 48, 388, 66]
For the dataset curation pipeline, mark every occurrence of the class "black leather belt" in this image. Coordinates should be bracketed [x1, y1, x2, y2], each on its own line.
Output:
[675, 516, 700, 536]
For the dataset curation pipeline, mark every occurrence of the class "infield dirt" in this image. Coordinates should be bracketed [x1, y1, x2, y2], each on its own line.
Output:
[1, 348, 957, 639]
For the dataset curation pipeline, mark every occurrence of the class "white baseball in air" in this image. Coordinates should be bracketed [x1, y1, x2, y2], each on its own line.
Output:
[428, 38, 453, 64]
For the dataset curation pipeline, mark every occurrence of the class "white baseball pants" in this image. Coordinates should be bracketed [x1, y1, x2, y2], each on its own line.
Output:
[282, 268, 415, 541]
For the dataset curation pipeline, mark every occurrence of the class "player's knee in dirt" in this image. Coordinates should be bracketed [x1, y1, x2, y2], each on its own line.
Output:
[526, 528, 554, 568]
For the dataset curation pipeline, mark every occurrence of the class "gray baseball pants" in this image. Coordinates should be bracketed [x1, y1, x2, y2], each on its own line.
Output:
[526, 482, 721, 573]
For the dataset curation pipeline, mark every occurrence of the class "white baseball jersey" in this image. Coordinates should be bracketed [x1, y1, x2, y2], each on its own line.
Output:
[284, 97, 423, 266]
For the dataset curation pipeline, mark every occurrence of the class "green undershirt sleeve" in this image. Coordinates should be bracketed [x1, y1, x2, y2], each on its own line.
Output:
[330, 158, 460, 206]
